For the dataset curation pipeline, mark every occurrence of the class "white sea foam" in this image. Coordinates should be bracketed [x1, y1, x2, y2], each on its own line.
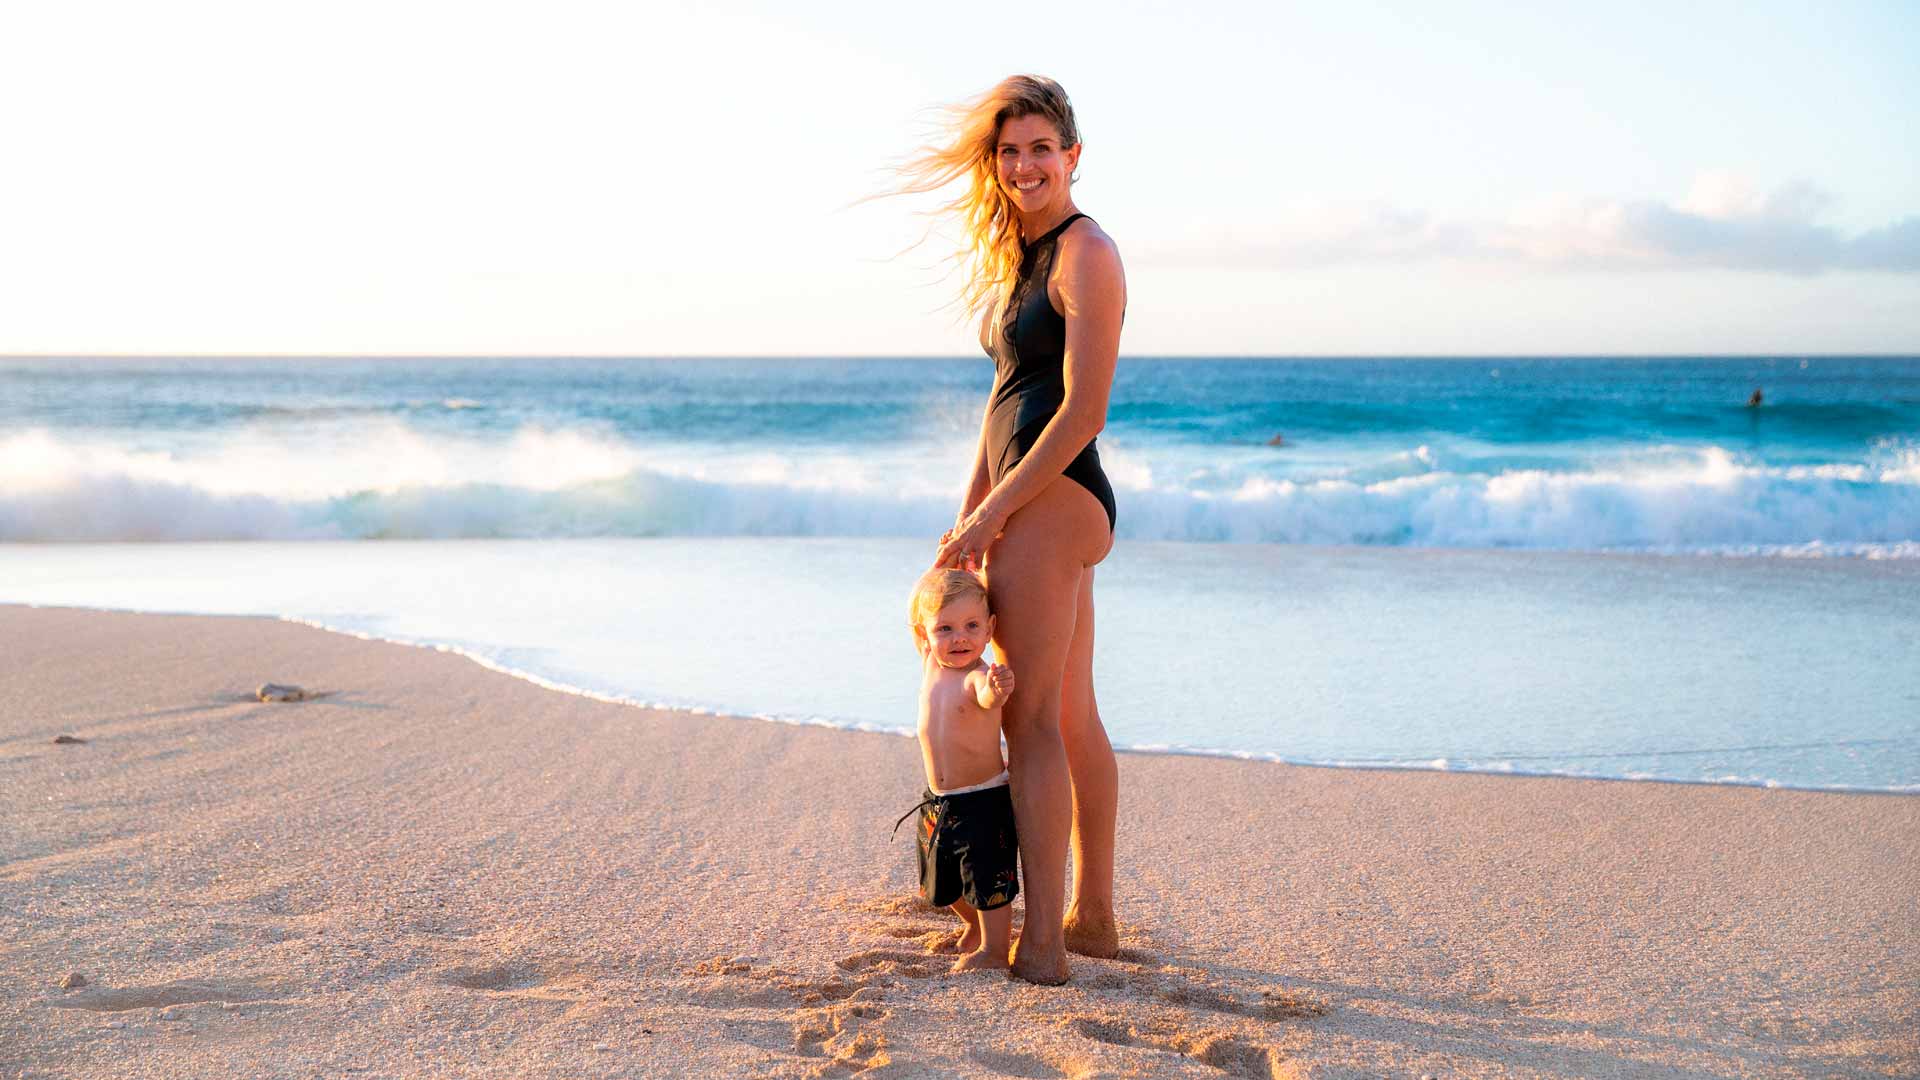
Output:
[3, 426, 1916, 553]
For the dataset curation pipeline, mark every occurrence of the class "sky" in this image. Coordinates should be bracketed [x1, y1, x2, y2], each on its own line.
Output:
[1, 0, 1916, 356]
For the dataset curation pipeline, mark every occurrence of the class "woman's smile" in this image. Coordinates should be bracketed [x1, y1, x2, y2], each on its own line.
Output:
[996, 113, 1076, 215]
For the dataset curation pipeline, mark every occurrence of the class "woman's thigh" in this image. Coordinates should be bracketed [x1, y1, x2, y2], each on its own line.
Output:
[987, 478, 1110, 720]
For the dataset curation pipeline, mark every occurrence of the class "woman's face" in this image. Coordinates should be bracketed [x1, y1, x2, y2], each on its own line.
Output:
[995, 113, 1078, 215]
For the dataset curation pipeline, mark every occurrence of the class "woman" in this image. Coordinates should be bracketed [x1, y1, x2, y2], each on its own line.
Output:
[903, 75, 1126, 985]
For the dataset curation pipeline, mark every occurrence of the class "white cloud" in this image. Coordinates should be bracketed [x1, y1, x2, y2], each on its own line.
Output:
[1153, 174, 1920, 274]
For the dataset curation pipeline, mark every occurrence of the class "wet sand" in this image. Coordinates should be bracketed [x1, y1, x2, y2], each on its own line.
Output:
[2, 604, 1916, 1078]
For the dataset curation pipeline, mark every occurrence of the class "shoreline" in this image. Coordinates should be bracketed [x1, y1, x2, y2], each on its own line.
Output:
[10, 600, 1919, 798]
[3, 604, 1917, 1078]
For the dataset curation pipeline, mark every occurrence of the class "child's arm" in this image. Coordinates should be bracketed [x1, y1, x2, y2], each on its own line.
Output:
[972, 663, 1015, 710]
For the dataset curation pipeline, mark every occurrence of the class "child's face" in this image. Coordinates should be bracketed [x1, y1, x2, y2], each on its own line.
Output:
[920, 594, 994, 669]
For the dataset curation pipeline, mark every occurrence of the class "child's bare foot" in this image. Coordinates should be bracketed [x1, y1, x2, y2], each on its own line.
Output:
[1063, 905, 1120, 959]
[951, 947, 1010, 973]
[947, 900, 983, 955]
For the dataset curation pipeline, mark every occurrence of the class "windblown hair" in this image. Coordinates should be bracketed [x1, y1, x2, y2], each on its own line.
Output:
[908, 567, 992, 642]
[890, 75, 1080, 320]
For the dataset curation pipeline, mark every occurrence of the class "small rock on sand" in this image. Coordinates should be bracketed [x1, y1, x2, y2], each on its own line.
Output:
[52, 734, 87, 745]
[60, 972, 87, 989]
[257, 683, 308, 702]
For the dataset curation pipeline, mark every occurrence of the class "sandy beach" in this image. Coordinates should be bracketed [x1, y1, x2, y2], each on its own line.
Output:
[2, 604, 1915, 1079]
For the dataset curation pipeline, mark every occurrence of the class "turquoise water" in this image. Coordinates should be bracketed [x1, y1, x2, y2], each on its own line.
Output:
[4, 356, 1917, 552]
[3, 357, 1917, 791]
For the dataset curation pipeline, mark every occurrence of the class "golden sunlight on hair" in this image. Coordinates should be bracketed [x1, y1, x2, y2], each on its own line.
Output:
[888, 75, 1080, 321]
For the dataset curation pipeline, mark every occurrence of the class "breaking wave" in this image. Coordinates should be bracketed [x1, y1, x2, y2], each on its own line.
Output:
[3, 427, 1916, 554]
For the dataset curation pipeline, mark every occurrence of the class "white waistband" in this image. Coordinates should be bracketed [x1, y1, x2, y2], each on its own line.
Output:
[932, 769, 1010, 796]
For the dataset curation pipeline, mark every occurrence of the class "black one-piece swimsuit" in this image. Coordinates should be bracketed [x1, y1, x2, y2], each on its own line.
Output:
[982, 212, 1118, 532]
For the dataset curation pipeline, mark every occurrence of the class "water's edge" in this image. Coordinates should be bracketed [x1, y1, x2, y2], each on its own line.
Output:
[16, 600, 1913, 797]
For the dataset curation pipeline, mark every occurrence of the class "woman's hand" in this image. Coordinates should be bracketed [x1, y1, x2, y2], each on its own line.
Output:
[933, 504, 1007, 572]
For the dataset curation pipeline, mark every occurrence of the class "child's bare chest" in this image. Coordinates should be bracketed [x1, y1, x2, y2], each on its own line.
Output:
[919, 675, 978, 727]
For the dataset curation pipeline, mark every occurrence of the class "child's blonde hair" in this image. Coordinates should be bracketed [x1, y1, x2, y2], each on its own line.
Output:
[908, 567, 991, 643]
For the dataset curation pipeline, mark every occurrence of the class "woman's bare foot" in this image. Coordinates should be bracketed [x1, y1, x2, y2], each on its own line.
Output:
[1008, 937, 1069, 985]
[1063, 905, 1120, 958]
[951, 947, 1010, 973]
[956, 923, 983, 954]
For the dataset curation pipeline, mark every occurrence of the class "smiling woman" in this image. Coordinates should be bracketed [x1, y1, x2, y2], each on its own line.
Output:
[888, 75, 1129, 984]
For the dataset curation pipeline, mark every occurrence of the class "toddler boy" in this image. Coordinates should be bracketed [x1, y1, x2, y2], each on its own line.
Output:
[897, 567, 1019, 972]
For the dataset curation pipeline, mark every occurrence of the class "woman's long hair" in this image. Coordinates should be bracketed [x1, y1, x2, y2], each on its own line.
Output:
[890, 75, 1080, 320]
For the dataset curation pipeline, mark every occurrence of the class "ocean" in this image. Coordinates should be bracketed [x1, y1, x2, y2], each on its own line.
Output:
[4, 356, 1917, 791]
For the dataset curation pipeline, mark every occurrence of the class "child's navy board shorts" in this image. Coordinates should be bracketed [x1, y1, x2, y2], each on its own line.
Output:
[908, 782, 1020, 911]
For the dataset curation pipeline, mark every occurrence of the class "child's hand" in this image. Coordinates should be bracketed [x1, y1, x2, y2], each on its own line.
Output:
[987, 662, 1015, 700]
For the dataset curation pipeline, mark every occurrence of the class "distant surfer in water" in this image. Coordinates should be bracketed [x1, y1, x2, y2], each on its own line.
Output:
[1748, 387, 1764, 407]
[889, 75, 1127, 984]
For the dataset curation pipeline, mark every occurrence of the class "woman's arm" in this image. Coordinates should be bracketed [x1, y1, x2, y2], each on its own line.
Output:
[935, 224, 1126, 567]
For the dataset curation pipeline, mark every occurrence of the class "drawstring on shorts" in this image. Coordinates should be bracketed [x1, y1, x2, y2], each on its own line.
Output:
[892, 792, 941, 839]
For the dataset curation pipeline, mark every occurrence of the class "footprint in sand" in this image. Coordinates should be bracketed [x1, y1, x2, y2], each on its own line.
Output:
[682, 954, 897, 1008]
[863, 921, 969, 955]
[1063, 1015, 1290, 1079]
[680, 958, 802, 1008]
[965, 1047, 1078, 1079]
[1151, 975, 1249, 1016]
[834, 949, 935, 980]
[1068, 948, 1328, 1024]
[438, 958, 589, 1003]
[786, 976, 864, 1005]
[50, 981, 270, 1013]
[791, 1001, 892, 1075]
[714, 942, 957, 1010]
[1145, 970, 1327, 1022]
[442, 964, 547, 992]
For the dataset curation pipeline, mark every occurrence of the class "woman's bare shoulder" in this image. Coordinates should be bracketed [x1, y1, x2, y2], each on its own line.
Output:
[1054, 216, 1126, 302]
[1058, 216, 1121, 264]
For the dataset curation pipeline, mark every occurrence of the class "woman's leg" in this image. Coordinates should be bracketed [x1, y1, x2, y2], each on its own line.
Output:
[986, 478, 1109, 985]
[1061, 568, 1120, 957]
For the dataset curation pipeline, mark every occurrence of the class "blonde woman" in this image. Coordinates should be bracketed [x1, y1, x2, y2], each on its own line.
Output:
[905, 75, 1125, 984]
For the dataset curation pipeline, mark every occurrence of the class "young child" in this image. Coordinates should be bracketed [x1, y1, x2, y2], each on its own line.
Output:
[897, 567, 1019, 973]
